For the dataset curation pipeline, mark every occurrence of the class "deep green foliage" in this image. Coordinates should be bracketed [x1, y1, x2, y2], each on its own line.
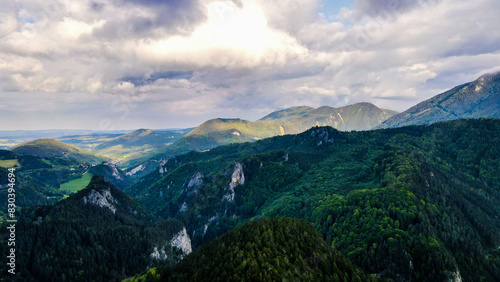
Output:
[0, 150, 92, 211]
[0, 177, 185, 281]
[128, 218, 376, 282]
[129, 119, 500, 281]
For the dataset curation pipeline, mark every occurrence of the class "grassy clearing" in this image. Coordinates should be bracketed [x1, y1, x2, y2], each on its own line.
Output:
[0, 159, 21, 168]
[60, 173, 93, 193]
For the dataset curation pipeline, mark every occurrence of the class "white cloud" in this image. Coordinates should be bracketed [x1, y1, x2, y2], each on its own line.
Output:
[0, 0, 499, 129]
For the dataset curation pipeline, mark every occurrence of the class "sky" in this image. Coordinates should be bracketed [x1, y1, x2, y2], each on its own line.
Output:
[0, 0, 499, 130]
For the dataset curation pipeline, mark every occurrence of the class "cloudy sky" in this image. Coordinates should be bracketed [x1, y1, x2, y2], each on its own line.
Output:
[0, 0, 499, 130]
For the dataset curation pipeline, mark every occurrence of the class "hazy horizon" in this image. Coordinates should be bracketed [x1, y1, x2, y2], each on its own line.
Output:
[1, 0, 499, 130]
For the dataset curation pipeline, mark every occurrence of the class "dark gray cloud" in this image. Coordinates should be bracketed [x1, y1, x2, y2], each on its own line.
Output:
[355, 0, 440, 18]
[123, 0, 206, 32]
[121, 71, 193, 86]
[92, 0, 206, 39]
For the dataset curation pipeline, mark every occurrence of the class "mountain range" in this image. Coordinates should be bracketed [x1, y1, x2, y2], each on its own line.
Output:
[259, 102, 397, 132]
[120, 102, 398, 180]
[126, 119, 500, 281]
[0, 72, 499, 281]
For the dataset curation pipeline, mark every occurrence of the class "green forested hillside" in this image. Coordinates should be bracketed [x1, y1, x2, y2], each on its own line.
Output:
[0, 150, 93, 210]
[11, 138, 105, 164]
[0, 176, 188, 281]
[122, 119, 284, 182]
[127, 119, 500, 281]
[171, 118, 284, 152]
[124, 104, 396, 181]
[128, 218, 376, 282]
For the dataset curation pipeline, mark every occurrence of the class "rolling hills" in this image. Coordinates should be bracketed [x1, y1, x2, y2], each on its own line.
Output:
[56, 132, 124, 151]
[10, 138, 105, 164]
[378, 72, 500, 128]
[127, 119, 500, 281]
[93, 129, 191, 168]
[125, 103, 397, 180]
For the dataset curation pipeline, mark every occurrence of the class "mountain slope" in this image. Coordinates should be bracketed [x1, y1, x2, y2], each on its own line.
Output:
[0, 176, 191, 281]
[0, 149, 103, 209]
[378, 72, 500, 128]
[128, 119, 500, 281]
[128, 218, 374, 281]
[122, 119, 284, 181]
[11, 138, 105, 164]
[93, 129, 190, 168]
[88, 162, 131, 189]
[170, 118, 284, 152]
[259, 102, 398, 132]
[125, 104, 396, 181]
[258, 106, 315, 125]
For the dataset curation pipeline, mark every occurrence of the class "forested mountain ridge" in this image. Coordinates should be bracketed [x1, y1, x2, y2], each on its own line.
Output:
[377, 72, 500, 128]
[171, 118, 284, 152]
[127, 118, 500, 281]
[120, 119, 284, 182]
[123, 103, 397, 182]
[127, 218, 377, 282]
[0, 176, 191, 281]
[259, 102, 398, 132]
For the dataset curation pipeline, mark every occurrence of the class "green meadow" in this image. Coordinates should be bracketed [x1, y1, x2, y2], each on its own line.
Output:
[60, 172, 94, 193]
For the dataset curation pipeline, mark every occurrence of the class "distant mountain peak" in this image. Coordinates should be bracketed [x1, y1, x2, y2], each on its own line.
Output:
[477, 71, 500, 82]
[259, 102, 398, 132]
[134, 128, 154, 134]
[377, 72, 500, 129]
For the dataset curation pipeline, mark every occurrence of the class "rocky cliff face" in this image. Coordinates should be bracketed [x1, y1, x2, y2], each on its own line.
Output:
[222, 162, 245, 202]
[83, 188, 118, 214]
[171, 227, 192, 255]
[89, 162, 131, 189]
[150, 227, 192, 262]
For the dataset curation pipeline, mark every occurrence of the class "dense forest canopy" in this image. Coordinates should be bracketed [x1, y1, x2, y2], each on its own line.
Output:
[0, 119, 498, 281]
[126, 218, 377, 282]
[127, 119, 500, 281]
[0, 177, 187, 281]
